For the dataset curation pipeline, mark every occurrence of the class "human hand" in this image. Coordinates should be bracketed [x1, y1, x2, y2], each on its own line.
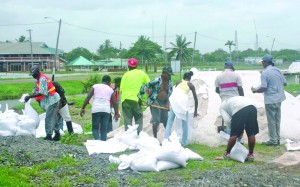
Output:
[194, 112, 199, 118]
[24, 96, 30, 102]
[114, 113, 120, 121]
[251, 87, 256, 93]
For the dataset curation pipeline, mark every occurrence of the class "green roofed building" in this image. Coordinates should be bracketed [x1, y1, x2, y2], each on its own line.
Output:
[65, 56, 94, 71]
[0, 42, 64, 72]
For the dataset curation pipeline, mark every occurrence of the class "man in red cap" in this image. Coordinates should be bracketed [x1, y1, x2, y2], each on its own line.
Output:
[120, 58, 150, 135]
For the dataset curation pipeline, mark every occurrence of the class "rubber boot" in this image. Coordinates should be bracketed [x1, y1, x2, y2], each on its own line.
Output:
[152, 125, 158, 138]
[53, 131, 60, 141]
[44, 134, 53, 141]
[66, 121, 74, 134]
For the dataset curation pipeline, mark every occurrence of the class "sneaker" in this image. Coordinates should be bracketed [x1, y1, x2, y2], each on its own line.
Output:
[223, 152, 230, 160]
[44, 134, 53, 141]
[262, 141, 278, 146]
[246, 153, 254, 162]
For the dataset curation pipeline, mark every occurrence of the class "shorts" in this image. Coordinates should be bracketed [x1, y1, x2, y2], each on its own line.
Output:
[150, 100, 168, 127]
[230, 105, 259, 137]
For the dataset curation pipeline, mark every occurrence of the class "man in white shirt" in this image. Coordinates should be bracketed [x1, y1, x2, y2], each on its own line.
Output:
[219, 96, 259, 161]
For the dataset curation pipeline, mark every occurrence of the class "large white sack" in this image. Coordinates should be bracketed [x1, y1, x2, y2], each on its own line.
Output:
[84, 139, 128, 155]
[156, 160, 181, 171]
[229, 142, 249, 163]
[130, 155, 158, 172]
[0, 130, 15, 136]
[0, 116, 18, 134]
[24, 101, 40, 128]
[155, 148, 187, 167]
[16, 117, 37, 136]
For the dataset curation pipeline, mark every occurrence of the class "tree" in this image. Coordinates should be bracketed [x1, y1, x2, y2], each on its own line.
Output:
[15, 35, 28, 43]
[64, 47, 93, 61]
[97, 39, 119, 60]
[225, 40, 235, 60]
[127, 35, 162, 72]
[168, 35, 192, 65]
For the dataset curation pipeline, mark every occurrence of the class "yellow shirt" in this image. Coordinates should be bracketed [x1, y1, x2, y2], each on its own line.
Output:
[120, 69, 150, 103]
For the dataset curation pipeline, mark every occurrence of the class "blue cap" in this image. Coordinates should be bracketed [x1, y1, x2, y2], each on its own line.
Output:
[225, 61, 234, 67]
[262, 55, 273, 62]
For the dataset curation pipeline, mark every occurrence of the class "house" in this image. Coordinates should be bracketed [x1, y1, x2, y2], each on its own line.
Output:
[0, 42, 64, 72]
[65, 56, 94, 71]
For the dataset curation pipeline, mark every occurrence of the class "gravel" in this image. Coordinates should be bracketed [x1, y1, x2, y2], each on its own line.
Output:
[0, 135, 299, 187]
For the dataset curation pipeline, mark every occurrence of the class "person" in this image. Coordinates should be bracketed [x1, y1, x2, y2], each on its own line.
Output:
[80, 75, 120, 140]
[164, 71, 198, 146]
[52, 81, 74, 135]
[138, 65, 174, 138]
[219, 96, 259, 161]
[24, 65, 61, 141]
[252, 55, 287, 146]
[120, 58, 150, 135]
[215, 61, 244, 101]
[107, 77, 122, 132]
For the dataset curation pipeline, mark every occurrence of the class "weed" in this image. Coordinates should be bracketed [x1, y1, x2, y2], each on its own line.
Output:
[107, 178, 119, 187]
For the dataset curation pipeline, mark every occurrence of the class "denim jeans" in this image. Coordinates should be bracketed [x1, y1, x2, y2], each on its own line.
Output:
[265, 103, 282, 144]
[92, 112, 110, 141]
[45, 101, 59, 135]
[164, 108, 188, 146]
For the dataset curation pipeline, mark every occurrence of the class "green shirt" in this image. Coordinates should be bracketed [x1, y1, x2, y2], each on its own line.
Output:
[120, 69, 150, 103]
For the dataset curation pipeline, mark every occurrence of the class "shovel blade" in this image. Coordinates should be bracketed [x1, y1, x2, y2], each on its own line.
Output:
[217, 126, 226, 133]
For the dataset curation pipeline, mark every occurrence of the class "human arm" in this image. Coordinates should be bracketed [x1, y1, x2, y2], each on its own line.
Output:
[188, 82, 198, 117]
[80, 87, 94, 116]
[238, 86, 244, 96]
[24, 93, 43, 102]
[111, 92, 120, 120]
[215, 87, 220, 94]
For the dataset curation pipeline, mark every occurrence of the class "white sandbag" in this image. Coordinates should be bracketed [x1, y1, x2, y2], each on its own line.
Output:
[112, 118, 120, 130]
[156, 160, 181, 171]
[118, 152, 140, 170]
[16, 117, 37, 136]
[84, 139, 128, 155]
[109, 155, 121, 164]
[155, 149, 187, 167]
[130, 155, 158, 172]
[182, 148, 203, 160]
[219, 131, 230, 140]
[24, 102, 40, 128]
[0, 117, 18, 133]
[229, 142, 249, 163]
[285, 139, 300, 151]
[0, 130, 15, 136]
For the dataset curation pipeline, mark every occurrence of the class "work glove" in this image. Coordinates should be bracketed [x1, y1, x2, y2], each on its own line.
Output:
[24, 96, 30, 102]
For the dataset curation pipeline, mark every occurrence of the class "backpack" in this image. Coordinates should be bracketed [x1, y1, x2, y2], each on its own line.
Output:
[52, 81, 67, 106]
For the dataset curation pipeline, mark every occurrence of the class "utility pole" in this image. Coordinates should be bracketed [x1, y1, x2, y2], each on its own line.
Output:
[270, 38, 275, 55]
[192, 31, 197, 66]
[53, 19, 62, 81]
[26, 29, 33, 68]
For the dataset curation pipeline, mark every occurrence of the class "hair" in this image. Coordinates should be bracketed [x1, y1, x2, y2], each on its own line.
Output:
[114, 77, 122, 84]
[102, 75, 111, 84]
[183, 71, 194, 81]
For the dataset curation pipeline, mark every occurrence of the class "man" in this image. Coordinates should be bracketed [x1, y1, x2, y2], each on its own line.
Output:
[138, 66, 173, 138]
[120, 58, 150, 135]
[24, 65, 61, 141]
[108, 77, 122, 132]
[252, 55, 287, 146]
[215, 61, 244, 101]
[219, 96, 259, 161]
[52, 81, 74, 135]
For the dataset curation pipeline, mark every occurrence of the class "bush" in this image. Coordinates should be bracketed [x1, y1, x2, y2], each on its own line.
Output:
[81, 73, 101, 93]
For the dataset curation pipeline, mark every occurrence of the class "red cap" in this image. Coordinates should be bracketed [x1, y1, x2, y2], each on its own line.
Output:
[128, 58, 138, 67]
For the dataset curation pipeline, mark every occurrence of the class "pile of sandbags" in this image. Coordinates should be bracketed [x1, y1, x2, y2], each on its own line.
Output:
[0, 102, 39, 137]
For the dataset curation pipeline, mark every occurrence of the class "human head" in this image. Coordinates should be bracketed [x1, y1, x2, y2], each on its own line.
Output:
[183, 71, 194, 81]
[114, 77, 122, 88]
[128, 58, 138, 69]
[102, 75, 111, 85]
[30, 65, 40, 79]
[162, 65, 174, 76]
[261, 55, 274, 68]
[224, 61, 234, 71]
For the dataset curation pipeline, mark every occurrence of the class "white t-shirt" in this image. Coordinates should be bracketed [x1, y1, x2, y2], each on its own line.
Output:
[91, 84, 113, 113]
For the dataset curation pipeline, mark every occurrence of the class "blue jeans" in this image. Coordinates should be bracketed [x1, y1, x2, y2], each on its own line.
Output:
[92, 112, 110, 141]
[45, 101, 59, 135]
[164, 108, 188, 145]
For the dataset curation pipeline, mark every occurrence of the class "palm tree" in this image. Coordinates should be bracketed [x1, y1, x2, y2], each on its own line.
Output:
[15, 35, 28, 43]
[225, 40, 235, 60]
[128, 35, 162, 72]
[168, 35, 192, 65]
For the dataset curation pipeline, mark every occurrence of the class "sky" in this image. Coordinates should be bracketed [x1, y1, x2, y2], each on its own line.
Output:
[1, 0, 300, 54]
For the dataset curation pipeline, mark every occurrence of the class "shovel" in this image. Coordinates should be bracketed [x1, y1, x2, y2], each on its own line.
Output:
[217, 118, 226, 133]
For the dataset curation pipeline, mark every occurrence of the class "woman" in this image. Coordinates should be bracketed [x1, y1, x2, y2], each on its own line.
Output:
[80, 75, 120, 140]
[164, 71, 198, 146]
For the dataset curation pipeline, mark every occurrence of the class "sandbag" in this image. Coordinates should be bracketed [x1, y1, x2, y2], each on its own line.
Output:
[130, 155, 158, 172]
[24, 102, 40, 128]
[156, 160, 180, 171]
[229, 142, 249, 163]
